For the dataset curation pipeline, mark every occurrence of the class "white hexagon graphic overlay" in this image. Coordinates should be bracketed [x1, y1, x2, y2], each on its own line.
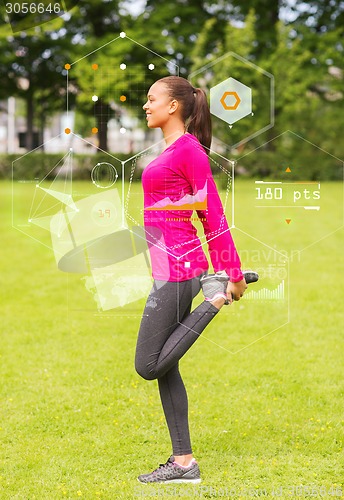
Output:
[234, 130, 344, 253]
[11, 32, 180, 315]
[124, 141, 234, 294]
[189, 51, 274, 149]
[210, 77, 252, 126]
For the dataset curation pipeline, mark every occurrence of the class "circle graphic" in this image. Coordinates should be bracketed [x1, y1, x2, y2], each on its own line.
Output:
[91, 162, 118, 189]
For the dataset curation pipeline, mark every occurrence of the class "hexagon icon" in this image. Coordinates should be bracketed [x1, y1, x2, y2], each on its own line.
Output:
[210, 77, 252, 125]
[220, 91, 241, 110]
[189, 51, 274, 148]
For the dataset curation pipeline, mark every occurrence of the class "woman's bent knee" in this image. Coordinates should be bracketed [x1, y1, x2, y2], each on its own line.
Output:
[135, 360, 157, 381]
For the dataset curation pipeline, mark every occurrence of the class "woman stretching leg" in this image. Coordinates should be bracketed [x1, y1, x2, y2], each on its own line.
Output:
[135, 76, 247, 483]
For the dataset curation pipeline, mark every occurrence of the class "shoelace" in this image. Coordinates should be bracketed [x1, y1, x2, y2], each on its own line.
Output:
[153, 459, 173, 474]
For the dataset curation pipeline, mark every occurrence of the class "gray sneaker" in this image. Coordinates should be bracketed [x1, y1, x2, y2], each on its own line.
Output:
[200, 270, 229, 303]
[137, 456, 201, 484]
[200, 270, 259, 305]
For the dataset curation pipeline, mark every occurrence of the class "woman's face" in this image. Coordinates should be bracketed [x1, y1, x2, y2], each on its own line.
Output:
[143, 82, 176, 129]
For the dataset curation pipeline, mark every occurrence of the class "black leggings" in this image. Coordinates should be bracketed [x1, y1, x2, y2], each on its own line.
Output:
[135, 273, 219, 455]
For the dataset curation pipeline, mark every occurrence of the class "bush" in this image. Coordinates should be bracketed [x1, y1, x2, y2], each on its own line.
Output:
[1, 152, 136, 181]
[2, 142, 341, 184]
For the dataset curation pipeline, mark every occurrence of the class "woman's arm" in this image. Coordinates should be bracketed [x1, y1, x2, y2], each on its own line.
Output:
[180, 140, 244, 282]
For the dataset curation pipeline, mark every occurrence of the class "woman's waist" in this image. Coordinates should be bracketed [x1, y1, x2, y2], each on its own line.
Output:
[144, 223, 203, 253]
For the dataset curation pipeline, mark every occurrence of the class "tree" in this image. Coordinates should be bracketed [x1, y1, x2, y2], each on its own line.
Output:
[62, 0, 224, 150]
[0, 17, 72, 150]
[284, 0, 344, 32]
[133, 0, 234, 75]
[189, 3, 344, 169]
[63, 0, 138, 150]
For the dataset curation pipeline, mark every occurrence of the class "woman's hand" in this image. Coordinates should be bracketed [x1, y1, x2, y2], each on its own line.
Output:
[226, 279, 247, 304]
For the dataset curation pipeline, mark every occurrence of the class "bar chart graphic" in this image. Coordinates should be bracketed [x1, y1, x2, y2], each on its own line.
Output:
[245, 280, 284, 300]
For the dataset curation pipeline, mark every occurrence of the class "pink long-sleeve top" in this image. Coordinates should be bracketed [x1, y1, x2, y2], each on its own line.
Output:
[142, 133, 243, 283]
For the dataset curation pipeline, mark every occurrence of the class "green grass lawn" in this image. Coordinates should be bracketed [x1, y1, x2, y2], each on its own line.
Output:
[1, 179, 343, 499]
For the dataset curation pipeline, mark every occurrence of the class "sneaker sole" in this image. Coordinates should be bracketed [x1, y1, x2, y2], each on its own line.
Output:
[138, 477, 201, 484]
[201, 270, 259, 285]
[163, 478, 201, 484]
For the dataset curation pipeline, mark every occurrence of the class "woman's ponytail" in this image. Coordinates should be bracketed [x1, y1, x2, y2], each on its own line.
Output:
[187, 88, 212, 152]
